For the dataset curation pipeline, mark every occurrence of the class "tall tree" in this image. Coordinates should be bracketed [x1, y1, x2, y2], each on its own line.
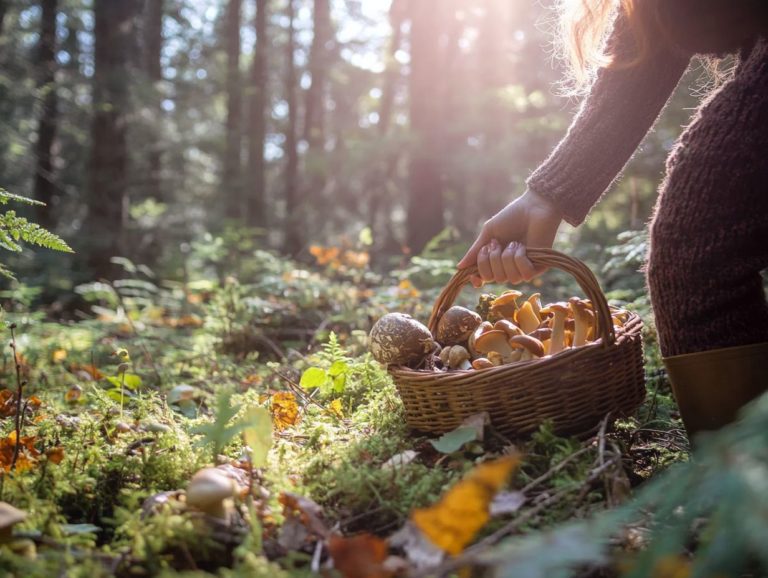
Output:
[142, 0, 164, 202]
[86, 0, 137, 278]
[406, 0, 445, 254]
[33, 0, 59, 228]
[283, 0, 301, 254]
[224, 0, 243, 219]
[246, 0, 268, 227]
[303, 0, 332, 194]
[0, 1, 7, 39]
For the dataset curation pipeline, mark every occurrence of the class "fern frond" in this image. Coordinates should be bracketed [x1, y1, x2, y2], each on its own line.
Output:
[0, 188, 44, 206]
[0, 262, 16, 280]
[0, 211, 74, 253]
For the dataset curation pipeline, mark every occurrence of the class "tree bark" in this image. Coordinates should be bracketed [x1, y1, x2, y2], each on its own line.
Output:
[407, 0, 445, 255]
[33, 0, 59, 228]
[283, 0, 301, 255]
[0, 1, 7, 40]
[87, 0, 137, 278]
[143, 0, 163, 202]
[303, 0, 331, 152]
[246, 0, 268, 227]
[224, 0, 243, 220]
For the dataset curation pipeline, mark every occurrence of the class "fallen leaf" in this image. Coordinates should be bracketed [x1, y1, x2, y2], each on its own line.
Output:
[430, 427, 479, 455]
[411, 455, 520, 556]
[329, 398, 344, 418]
[0, 390, 16, 417]
[65, 384, 83, 403]
[389, 522, 445, 569]
[45, 447, 65, 465]
[279, 492, 329, 539]
[69, 363, 103, 381]
[271, 392, 300, 431]
[329, 533, 391, 578]
[52, 349, 68, 363]
[0, 434, 40, 472]
[489, 491, 525, 516]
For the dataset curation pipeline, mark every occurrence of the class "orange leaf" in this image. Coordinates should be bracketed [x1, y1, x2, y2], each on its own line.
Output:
[65, 384, 83, 403]
[69, 363, 104, 381]
[0, 390, 15, 417]
[411, 455, 520, 556]
[52, 349, 68, 363]
[0, 434, 40, 472]
[329, 533, 392, 578]
[271, 392, 300, 431]
[46, 447, 65, 465]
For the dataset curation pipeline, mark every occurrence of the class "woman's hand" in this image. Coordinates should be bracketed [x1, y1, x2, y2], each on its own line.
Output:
[457, 190, 564, 287]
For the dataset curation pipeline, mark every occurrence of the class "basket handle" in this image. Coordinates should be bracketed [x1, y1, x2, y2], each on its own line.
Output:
[427, 248, 616, 346]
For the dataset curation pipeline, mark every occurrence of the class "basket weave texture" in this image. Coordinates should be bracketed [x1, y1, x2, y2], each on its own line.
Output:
[390, 248, 645, 438]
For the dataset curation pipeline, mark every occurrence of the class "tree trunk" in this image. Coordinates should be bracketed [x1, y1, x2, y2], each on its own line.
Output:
[224, 0, 243, 220]
[87, 0, 136, 278]
[33, 0, 58, 228]
[283, 0, 301, 255]
[0, 1, 7, 39]
[143, 0, 163, 202]
[303, 0, 331, 155]
[246, 0, 268, 227]
[407, 0, 445, 255]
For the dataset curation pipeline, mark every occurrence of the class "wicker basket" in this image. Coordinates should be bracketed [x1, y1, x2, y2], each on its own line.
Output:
[389, 248, 645, 438]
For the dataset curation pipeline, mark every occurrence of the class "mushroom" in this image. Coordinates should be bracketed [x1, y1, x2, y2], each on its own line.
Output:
[0, 503, 26, 543]
[186, 468, 237, 519]
[369, 313, 436, 366]
[435, 306, 482, 346]
[487, 351, 505, 366]
[471, 358, 494, 370]
[526, 293, 543, 321]
[468, 321, 493, 358]
[515, 301, 540, 334]
[493, 319, 524, 337]
[529, 327, 553, 342]
[569, 298, 594, 347]
[447, 345, 471, 369]
[489, 290, 522, 320]
[474, 330, 516, 363]
[540, 302, 569, 355]
[509, 334, 545, 361]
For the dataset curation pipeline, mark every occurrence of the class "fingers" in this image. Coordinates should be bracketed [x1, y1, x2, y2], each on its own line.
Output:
[502, 242, 539, 283]
[457, 228, 491, 269]
[476, 244, 494, 284]
[488, 239, 506, 283]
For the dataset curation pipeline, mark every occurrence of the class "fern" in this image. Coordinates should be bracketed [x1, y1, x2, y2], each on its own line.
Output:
[0, 187, 73, 280]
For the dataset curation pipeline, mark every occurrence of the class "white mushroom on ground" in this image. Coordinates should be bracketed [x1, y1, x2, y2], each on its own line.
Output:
[369, 313, 436, 366]
[185, 468, 237, 520]
[435, 306, 482, 346]
[0, 503, 26, 542]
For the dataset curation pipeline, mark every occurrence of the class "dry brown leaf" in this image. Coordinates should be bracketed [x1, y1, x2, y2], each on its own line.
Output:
[45, 447, 65, 464]
[279, 492, 329, 539]
[0, 434, 40, 472]
[328, 533, 392, 578]
[411, 455, 520, 556]
[271, 392, 300, 431]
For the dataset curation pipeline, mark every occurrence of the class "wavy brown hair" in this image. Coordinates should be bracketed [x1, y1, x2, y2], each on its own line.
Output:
[558, 0, 663, 91]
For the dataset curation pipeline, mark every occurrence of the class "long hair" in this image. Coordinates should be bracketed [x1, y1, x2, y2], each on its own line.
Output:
[557, 0, 662, 93]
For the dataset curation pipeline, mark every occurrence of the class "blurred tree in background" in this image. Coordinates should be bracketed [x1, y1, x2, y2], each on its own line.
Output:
[0, 0, 700, 290]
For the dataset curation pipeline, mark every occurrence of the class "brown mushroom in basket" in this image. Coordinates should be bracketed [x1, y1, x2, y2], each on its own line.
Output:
[468, 321, 493, 358]
[539, 302, 569, 355]
[369, 313, 436, 366]
[509, 334, 545, 361]
[493, 319, 524, 337]
[515, 301, 540, 334]
[435, 306, 482, 346]
[472, 357, 494, 370]
[489, 290, 522, 320]
[526, 293, 543, 321]
[474, 330, 517, 364]
[569, 298, 595, 347]
[448, 345, 472, 370]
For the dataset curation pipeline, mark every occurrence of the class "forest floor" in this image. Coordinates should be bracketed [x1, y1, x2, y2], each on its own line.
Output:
[0, 247, 706, 577]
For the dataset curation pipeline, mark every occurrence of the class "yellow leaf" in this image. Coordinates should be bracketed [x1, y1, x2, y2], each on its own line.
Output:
[329, 399, 344, 418]
[411, 455, 520, 556]
[271, 392, 300, 431]
[46, 447, 65, 465]
[52, 349, 68, 363]
[650, 555, 692, 578]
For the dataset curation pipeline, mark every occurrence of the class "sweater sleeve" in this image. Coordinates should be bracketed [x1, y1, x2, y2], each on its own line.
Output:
[526, 13, 691, 227]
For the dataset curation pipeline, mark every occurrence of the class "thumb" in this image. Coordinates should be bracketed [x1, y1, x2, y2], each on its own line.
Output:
[457, 230, 490, 269]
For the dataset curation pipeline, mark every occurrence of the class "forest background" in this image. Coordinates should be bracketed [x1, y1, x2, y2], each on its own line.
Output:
[1, 0, 702, 290]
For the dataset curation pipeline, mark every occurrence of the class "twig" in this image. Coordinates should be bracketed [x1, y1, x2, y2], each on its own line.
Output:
[271, 369, 340, 419]
[9, 323, 26, 472]
[520, 446, 594, 495]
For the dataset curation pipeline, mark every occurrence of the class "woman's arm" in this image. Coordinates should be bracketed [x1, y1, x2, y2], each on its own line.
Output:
[526, 13, 692, 227]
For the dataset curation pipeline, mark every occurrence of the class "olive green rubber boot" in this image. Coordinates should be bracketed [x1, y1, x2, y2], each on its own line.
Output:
[663, 341, 768, 440]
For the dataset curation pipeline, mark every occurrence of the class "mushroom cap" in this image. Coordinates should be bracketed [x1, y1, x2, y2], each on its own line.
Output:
[186, 468, 237, 511]
[540, 302, 570, 316]
[493, 319, 523, 337]
[490, 290, 523, 318]
[515, 301, 540, 335]
[0, 503, 26, 530]
[369, 313, 435, 366]
[473, 330, 513, 356]
[447, 345, 471, 369]
[509, 335, 545, 358]
[471, 358, 494, 370]
[435, 306, 482, 346]
[468, 321, 494, 357]
[529, 327, 553, 341]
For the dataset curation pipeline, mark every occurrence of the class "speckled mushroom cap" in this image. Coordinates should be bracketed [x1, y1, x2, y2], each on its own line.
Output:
[369, 313, 435, 366]
[434, 306, 481, 346]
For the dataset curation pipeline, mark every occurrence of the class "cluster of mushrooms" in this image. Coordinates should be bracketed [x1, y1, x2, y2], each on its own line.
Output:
[370, 290, 629, 371]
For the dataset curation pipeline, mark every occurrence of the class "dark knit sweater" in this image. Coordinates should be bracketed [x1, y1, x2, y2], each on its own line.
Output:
[526, 0, 768, 227]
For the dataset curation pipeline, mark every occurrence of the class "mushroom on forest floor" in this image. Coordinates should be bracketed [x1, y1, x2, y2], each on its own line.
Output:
[0, 503, 26, 543]
[186, 468, 237, 520]
[369, 313, 435, 366]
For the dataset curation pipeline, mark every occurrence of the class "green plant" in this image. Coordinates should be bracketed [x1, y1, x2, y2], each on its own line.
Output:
[0, 189, 72, 280]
